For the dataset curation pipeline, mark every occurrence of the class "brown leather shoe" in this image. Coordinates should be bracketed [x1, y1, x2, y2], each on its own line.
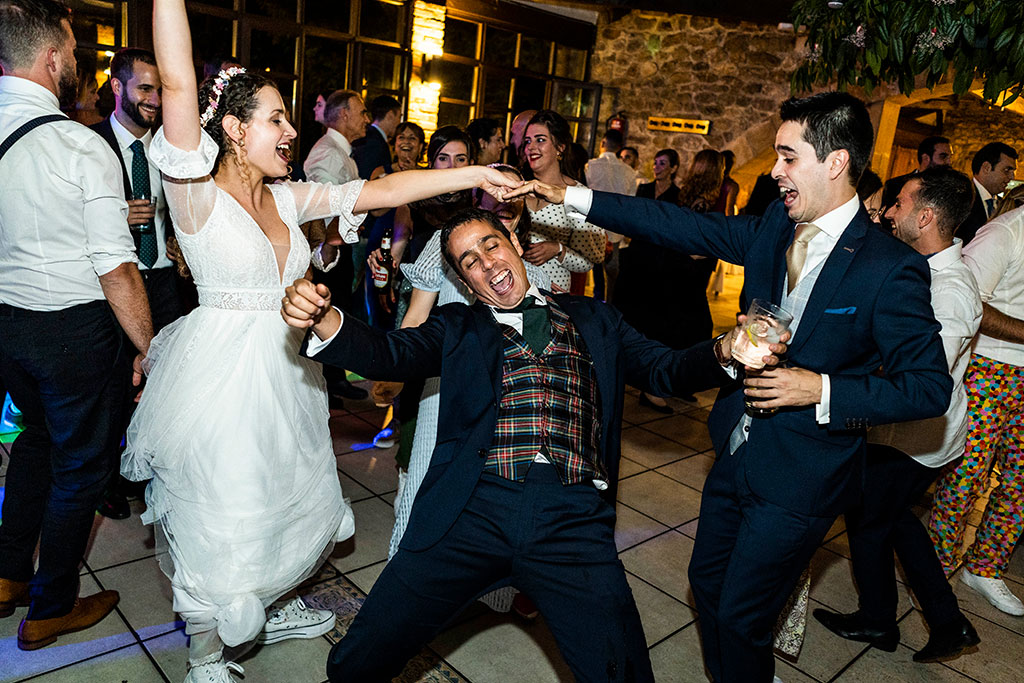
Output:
[0, 578, 31, 617]
[17, 590, 120, 650]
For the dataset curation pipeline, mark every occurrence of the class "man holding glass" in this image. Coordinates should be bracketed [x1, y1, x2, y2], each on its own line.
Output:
[510, 92, 952, 682]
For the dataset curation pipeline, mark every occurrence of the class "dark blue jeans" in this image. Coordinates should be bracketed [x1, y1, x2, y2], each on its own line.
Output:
[0, 300, 132, 618]
[328, 464, 654, 682]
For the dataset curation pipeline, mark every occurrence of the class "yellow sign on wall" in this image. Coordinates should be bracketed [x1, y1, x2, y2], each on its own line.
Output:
[647, 116, 711, 135]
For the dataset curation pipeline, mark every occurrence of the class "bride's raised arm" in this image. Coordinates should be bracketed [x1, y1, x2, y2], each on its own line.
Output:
[153, 0, 201, 151]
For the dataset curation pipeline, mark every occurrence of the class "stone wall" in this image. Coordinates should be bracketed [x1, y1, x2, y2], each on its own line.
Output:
[590, 11, 803, 193]
[942, 95, 1024, 179]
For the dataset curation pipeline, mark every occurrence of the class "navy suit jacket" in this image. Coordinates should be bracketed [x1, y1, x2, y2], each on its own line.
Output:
[958, 183, 989, 246]
[351, 124, 392, 180]
[304, 294, 728, 551]
[588, 192, 952, 516]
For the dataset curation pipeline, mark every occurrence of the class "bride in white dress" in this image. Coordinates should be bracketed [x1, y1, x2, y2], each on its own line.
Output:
[125, 3, 520, 681]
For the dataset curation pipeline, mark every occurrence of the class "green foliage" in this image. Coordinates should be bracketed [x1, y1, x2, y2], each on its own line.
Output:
[791, 0, 1024, 105]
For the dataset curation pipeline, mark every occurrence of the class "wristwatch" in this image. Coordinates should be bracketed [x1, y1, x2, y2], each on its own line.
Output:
[713, 333, 731, 367]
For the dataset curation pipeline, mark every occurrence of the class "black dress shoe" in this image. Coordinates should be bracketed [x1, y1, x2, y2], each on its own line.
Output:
[95, 490, 130, 520]
[913, 616, 980, 663]
[812, 608, 899, 651]
[329, 378, 368, 401]
[638, 393, 673, 414]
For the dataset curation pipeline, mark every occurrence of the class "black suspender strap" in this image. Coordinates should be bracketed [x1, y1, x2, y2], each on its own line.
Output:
[0, 114, 67, 165]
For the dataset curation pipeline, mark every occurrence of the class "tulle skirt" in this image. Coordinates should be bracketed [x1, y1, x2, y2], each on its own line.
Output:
[123, 306, 354, 645]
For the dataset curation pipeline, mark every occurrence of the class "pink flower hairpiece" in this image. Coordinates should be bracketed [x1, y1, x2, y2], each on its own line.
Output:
[199, 66, 247, 127]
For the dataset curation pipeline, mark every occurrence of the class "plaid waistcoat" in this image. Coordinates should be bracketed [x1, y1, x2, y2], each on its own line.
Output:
[484, 297, 604, 484]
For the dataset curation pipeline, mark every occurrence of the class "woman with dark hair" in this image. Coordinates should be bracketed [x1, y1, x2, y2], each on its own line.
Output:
[713, 149, 740, 216]
[466, 116, 505, 166]
[678, 149, 724, 335]
[636, 148, 680, 203]
[125, 2, 519, 680]
[519, 110, 605, 292]
[393, 121, 425, 170]
[614, 148, 692, 412]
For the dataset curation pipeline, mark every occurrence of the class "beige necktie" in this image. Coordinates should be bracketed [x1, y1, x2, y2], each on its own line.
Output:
[786, 223, 821, 294]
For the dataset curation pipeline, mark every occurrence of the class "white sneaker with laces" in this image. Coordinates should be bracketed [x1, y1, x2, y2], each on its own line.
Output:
[960, 570, 1024, 616]
[257, 596, 336, 644]
[183, 654, 244, 682]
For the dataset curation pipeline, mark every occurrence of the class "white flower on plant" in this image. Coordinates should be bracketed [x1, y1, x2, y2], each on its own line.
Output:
[845, 25, 867, 48]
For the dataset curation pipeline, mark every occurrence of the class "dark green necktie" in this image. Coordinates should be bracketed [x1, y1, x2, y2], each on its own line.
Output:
[985, 197, 995, 217]
[130, 139, 158, 268]
[509, 296, 551, 355]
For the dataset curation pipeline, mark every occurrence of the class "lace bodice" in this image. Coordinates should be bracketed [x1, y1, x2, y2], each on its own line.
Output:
[148, 129, 366, 310]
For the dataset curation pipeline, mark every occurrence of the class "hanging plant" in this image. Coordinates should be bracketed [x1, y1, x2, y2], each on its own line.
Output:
[791, 0, 1024, 105]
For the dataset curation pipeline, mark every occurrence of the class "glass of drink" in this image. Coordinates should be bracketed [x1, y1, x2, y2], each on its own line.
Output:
[731, 299, 793, 369]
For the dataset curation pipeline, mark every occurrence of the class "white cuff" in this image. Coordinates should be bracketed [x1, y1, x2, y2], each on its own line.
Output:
[815, 373, 831, 424]
[563, 185, 594, 222]
[305, 307, 344, 356]
[311, 243, 342, 272]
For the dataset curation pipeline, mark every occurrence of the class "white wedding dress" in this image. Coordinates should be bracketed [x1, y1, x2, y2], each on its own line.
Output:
[123, 129, 361, 646]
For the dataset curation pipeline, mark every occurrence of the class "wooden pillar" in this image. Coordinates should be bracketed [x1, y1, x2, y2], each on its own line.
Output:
[872, 99, 901, 181]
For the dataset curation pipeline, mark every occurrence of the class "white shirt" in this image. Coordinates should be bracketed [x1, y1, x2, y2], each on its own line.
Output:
[585, 152, 637, 245]
[973, 177, 994, 219]
[563, 186, 860, 421]
[109, 113, 171, 270]
[963, 203, 1024, 366]
[0, 76, 136, 311]
[304, 127, 359, 185]
[869, 240, 983, 467]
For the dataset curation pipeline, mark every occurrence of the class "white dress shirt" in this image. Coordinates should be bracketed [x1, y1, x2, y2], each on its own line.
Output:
[973, 177, 994, 219]
[869, 240, 983, 466]
[963, 203, 1024, 366]
[563, 186, 861, 421]
[0, 76, 136, 311]
[109, 113, 171, 270]
[304, 127, 359, 185]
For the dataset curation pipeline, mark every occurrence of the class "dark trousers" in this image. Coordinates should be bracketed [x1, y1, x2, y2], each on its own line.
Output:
[328, 464, 653, 682]
[688, 444, 834, 683]
[847, 444, 962, 629]
[140, 266, 183, 335]
[314, 244, 355, 392]
[0, 301, 132, 618]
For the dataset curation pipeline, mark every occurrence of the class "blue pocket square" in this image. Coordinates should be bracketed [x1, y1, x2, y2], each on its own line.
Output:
[824, 306, 857, 314]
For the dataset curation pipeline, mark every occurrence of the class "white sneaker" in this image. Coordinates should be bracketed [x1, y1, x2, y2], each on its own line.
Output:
[960, 570, 1024, 616]
[773, 677, 784, 683]
[184, 654, 243, 682]
[257, 596, 335, 644]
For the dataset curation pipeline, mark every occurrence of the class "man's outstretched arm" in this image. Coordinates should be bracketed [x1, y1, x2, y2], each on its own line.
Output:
[282, 278, 445, 381]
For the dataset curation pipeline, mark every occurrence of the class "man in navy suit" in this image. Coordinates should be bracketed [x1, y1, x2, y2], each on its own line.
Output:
[351, 94, 400, 180]
[510, 92, 952, 682]
[282, 208, 786, 682]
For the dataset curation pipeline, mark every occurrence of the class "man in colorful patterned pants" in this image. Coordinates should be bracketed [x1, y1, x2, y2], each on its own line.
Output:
[929, 197, 1024, 616]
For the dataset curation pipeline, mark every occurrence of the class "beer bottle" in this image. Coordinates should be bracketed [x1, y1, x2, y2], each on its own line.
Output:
[372, 226, 394, 290]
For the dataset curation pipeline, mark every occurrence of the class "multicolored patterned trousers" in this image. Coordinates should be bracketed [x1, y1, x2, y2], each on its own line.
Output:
[929, 354, 1024, 578]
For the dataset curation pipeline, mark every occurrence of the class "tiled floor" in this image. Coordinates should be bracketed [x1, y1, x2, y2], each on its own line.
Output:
[2, 270, 1023, 682]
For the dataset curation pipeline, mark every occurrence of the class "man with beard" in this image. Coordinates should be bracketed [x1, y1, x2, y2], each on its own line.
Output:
[90, 47, 182, 519]
[0, 0, 152, 649]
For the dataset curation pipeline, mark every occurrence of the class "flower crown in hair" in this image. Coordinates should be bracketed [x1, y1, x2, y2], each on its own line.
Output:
[199, 66, 247, 127]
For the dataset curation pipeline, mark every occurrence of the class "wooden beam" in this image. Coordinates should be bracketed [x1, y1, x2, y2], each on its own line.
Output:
[872, 99, 901, 180]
